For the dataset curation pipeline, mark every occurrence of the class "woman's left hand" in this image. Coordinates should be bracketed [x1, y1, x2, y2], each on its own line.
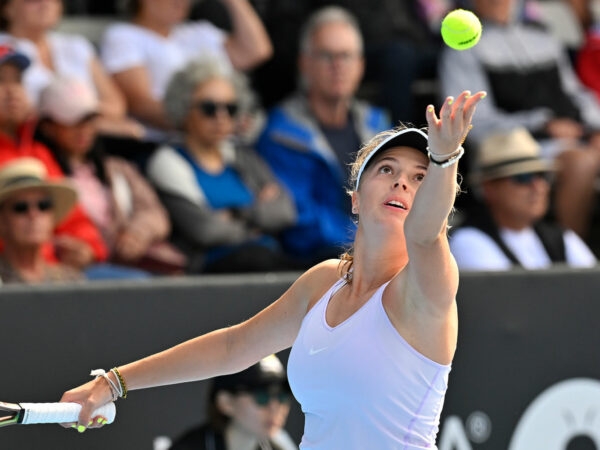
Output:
[425, 90, 486, 157]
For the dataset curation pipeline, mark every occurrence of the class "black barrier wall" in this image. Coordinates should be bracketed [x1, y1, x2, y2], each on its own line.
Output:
[1, 268, 600, 450]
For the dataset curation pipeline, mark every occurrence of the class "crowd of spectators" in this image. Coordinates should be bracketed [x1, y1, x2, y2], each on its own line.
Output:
[1, 0, 600, 285]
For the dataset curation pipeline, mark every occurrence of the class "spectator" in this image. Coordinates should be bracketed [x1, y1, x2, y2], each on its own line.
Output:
[100, 0, 272, 147]
[450, 127, 597, 271]
[316, 0, 446, 125]
[0, 43, 108, 269]
[0, 157, 83, 284]
[0, 0, 141, 139]
[170, 354, 297, 450]
[36, 77, 186, 278]
[439, 0, 600, 241]
[255, 6, 391, 263]
[146, 59, 298, 274]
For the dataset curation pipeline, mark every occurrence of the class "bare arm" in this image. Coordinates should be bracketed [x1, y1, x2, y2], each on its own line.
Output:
[221, 0, 273, 70]
[89, 57, 126, 119]
[59, 261, 338, 427]
[388, 91, 485, 364]
[112, 66, 172, 130]
[403, 91, 485, 309]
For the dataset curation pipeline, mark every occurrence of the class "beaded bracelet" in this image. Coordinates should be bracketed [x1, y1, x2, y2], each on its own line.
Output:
[111, 367, 128, 399]
[428, 146, 465, 168]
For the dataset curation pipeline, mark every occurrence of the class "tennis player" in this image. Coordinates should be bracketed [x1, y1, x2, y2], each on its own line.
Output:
[60, 90, 485, 449]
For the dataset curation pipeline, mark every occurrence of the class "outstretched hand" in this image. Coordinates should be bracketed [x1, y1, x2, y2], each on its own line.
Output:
[425, 90, 486, 158]
[59, 378, 114, 432]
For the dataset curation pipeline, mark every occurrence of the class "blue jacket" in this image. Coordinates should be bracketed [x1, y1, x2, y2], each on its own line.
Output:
[256, 93, 390, 259]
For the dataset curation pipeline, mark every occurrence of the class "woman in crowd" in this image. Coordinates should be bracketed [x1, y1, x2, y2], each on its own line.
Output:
[36, 76, 185, 278]
[146, 59, 298, 273]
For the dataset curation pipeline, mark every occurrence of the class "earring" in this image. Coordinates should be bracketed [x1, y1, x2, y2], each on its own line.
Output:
[352, 207, 357, 214]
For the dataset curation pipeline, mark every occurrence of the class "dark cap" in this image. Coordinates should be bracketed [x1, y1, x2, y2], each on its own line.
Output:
[212, 355, 289, 393]
[0, 45, 30, 71]
[355, 127, 429, 190]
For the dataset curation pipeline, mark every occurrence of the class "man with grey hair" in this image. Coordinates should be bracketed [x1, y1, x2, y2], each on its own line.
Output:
[255, 6, 391, 263]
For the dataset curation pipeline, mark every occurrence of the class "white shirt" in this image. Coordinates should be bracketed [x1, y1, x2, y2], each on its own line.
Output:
[450, 226, 597, 271]
[100, 21, 229, 100]
[287, 279, 451, 449]
[0, 32, 96, 106]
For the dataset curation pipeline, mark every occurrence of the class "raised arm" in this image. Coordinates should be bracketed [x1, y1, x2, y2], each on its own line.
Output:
[221, 0, 273, 70]
[404, 91, 485, 307]
[386, 91, 485, 364]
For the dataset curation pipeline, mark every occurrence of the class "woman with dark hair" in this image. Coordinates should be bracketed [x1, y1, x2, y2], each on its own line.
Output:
[170, 355, 297, 450]
[36, 77, 185, 278]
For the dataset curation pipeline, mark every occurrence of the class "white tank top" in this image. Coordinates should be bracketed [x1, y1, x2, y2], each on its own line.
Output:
[287, 279, 452, 449]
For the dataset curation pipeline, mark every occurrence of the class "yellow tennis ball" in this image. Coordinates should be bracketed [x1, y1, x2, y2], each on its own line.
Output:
[441, 9, 482, 51]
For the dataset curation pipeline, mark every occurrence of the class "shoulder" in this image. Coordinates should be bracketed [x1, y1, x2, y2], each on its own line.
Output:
[103, 22, 142, 40]
[450, 226, 512, 270]
[293, 259, 343, 310]
[562, 229, 598, 267]
[147, 145, 192, 183]
[259, 97, 318, 147]
[49, 32, 94, 53]
[174, 20, 226, 40]
[147, 145, 187, 169]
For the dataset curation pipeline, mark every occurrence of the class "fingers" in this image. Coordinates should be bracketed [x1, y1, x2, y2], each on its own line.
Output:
[65, 416, 108, 433]
[427, 90, 486, 131]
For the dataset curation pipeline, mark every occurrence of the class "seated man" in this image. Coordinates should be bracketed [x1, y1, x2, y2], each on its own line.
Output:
[439, 0, 600, 240]
[450, 128, 597, 271]
[0, 158, 83, 284]
[0, 44, 108, 269]
[256, 6, 391, 263]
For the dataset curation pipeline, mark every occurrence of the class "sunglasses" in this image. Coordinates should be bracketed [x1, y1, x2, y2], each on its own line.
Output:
[194, 101, 239, 118]
[7, 198, 53, 215]
[245, 389, 292, 406]
[509, 172, 551, 185]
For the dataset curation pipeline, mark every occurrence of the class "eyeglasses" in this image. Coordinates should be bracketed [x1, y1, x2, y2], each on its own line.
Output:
[246, 389, 292, 406]
[509, 172, 551, 185]
[7, 198, 53, 215]
[194, 100, 239, 118]
[310, 50, 361, 65]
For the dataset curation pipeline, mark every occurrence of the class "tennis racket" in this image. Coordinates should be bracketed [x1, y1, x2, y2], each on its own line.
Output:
[0, 401, 116, 427]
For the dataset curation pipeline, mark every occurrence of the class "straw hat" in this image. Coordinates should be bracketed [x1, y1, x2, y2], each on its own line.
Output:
[0, 158, 77, 223]
[470, 127, 556, 185]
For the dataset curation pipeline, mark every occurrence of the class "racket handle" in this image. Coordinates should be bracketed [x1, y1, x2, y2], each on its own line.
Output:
[19, 402, 116, 425]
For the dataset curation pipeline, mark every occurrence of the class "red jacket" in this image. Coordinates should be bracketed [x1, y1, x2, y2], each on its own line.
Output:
[577, 30, 600, 103]
[0, 121, 108, 262]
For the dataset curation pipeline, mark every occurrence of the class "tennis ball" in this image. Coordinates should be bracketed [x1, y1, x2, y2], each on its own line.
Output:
[441, 9, 482, 51]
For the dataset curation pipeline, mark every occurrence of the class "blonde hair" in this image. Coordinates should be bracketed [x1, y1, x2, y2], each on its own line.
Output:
[339, 124, 463, 282]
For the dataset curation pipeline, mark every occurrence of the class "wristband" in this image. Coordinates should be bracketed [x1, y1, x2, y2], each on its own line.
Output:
[428, 146, 464, 168]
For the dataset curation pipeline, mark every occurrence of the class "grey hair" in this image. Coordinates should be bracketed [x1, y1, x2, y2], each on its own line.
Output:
[298, 6, 363, 55]
[163, 58, 252, 129]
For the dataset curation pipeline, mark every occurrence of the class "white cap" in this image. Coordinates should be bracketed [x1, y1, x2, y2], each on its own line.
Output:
[38, 77, 99, 126]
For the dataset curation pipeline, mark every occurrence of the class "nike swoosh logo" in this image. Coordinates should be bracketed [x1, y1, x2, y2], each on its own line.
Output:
[308, 346, 328, 356]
